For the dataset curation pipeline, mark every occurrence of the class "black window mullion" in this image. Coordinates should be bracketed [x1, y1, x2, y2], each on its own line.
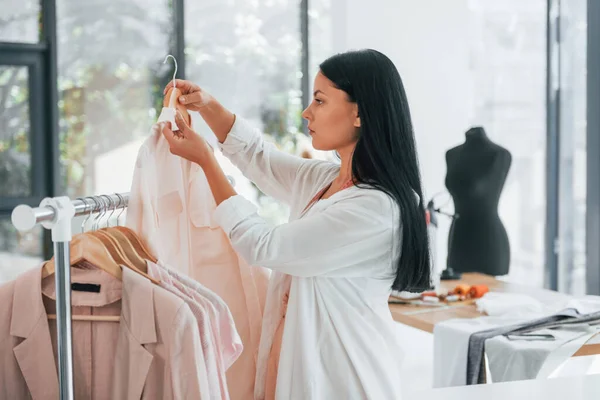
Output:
[29, 54, 47, 202]
[173, 0, 185, 79]
[41, 0, 61, 199]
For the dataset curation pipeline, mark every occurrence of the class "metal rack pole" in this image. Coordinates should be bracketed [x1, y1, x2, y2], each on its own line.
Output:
[54, 240, 74, 400]
[11, 192, 130, 400]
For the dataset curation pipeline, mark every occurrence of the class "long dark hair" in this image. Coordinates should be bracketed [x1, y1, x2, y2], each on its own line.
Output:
[320, 49, 431, 292]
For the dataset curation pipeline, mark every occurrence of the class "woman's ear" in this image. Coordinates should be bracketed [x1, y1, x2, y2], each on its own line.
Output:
[353, 104, 361, 128]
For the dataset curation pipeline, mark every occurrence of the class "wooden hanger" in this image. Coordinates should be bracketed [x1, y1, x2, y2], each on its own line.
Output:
[108, 193, 158, 263]
[44, 198, 123, 323]
[44, 235, 121, 321]
[43, 196, 156, 322]
[164, 86, 191, 127]
[162, 54, 190, 127]
[43, 233, 122, 281]
[113, 226, 158, 263]
[93, 194, 159, 283]
[48, 314, 120, 322]
[90, 230, 133, 266]
[102, 227, 149, 272]
[92, 230, 159, 284]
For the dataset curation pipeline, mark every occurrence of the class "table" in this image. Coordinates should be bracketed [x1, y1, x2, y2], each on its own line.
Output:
[389, 273, 600, 357]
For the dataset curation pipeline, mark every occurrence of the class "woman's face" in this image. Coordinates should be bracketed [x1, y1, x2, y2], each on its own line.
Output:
[301, 71, 360, 151]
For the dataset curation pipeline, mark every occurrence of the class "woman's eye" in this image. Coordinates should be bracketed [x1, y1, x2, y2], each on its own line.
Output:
[314, 98, 323, 105]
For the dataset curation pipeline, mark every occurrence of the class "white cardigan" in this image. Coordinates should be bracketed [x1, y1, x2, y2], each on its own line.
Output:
[212, 117, 405, 400]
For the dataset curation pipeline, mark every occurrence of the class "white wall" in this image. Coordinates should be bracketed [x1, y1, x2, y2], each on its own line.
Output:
[330, 0, 475, 270]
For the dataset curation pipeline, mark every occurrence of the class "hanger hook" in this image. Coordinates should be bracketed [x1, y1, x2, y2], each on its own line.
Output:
[93, 196, 106, 231]
[115, 193, 126, 226]
[90, 196, 102, 231]
[103, 195, 116, 228]
[81, 196, 96, 232]
[100, 195, 111, 229]
[163, 54, 178, 90]
[91, 197, 100, 231]
[78, 197, 91, 233]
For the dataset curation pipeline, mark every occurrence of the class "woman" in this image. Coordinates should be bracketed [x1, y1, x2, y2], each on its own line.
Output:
[159, 49, 431, 399]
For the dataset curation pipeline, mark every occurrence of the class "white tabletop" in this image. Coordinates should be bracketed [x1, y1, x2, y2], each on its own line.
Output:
[414, 374, 600, 400]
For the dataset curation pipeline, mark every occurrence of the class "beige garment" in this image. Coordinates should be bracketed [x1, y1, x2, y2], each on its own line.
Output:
[0, 265, 210, 400]
[127, 122, 269, 399]
[43, 267, 122, 400]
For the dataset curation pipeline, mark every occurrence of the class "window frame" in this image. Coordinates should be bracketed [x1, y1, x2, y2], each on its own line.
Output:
[13, 1, 600, 295]
[0, 48, 48, 212]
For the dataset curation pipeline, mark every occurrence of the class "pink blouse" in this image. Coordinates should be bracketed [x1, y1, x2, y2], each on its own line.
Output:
[126, 124, 269, 399]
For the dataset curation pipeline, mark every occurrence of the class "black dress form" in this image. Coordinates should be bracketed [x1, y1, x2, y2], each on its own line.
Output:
[444, 127, 512, 276]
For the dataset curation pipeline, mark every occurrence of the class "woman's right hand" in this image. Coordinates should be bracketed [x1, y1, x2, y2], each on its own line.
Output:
[163, 79, 235, 143]
[163, 79, 214, 111]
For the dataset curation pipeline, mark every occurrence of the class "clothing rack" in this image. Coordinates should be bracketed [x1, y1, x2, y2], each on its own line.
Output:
[11, 192, 130, 400]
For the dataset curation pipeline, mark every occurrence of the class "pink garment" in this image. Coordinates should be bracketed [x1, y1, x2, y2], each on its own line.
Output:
[127, 122, 269, 400]
[0, 264, 210, 400]
[147, 261, 225, 399]
[157, 260, 243, 370]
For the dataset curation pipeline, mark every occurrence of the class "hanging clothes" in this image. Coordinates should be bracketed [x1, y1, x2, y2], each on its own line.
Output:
[151, 260, 244, 370]
[147, 261, 224, 398]
[213, 117, 406, 399]
[0, 265, 210, 400]
[126, 117, 269, 400]
[147, 259, 246, 399]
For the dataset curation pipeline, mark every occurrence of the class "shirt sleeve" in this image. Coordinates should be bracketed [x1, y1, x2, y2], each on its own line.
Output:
[212, 192, 397, 278]
[218, 117, 312, 205]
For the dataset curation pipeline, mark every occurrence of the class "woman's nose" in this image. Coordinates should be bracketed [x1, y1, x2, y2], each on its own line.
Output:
[301, 106, 311, 121]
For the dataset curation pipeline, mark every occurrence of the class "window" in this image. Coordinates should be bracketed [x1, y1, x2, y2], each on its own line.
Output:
[0, 66, 31, 197]
[0, 0, 41, 43]
[0, 65, 44, 275]
[185, 0, 304, 224]
[56, 0, 173, 198]
[558, 0, 587, 295]
[465, 0, 547, 286]
[308, 0, 333, 84]
[0, 54, 47, 277]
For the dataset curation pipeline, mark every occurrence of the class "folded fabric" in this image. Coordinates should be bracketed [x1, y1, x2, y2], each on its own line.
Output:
[475, 292, 547, 317]
[486, 326, 600, 383]
[476, 292, 600, 318]
[433, 316, 526, 388]
[436, 293, 600, 388]
[565, 296, 600, 315]
[466, 308, 581, 385]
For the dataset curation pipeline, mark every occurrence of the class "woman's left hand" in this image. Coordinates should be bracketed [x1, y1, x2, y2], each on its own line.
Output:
[158, 112, 214, 167]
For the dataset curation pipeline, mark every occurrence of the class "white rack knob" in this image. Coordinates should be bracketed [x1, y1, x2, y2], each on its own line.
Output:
[11, 204, 40, 232]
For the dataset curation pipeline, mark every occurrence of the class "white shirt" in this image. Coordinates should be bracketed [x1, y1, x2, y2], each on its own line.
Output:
[212, 117, 405, 399]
